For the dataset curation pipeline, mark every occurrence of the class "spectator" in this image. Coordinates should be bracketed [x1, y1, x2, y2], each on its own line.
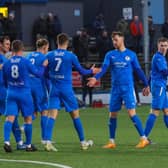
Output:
[161, 17, 168, 38]
[47, 12, 56, 50]
[4, 12, 17, 42]
[54, 14, 62, 38]
[116, 18, 130, 47]
[76, 28, 89, 62]
[93, 13, 106, 36]
[72, 30, 81, 58]
[134, 73, 142, 106]
[148, 16, 155, 55]
[96, 30, 113, 62]
[116, 18, 129, 36]
[32, 13, 48, 45]
[130, 15, 143, 53]
[82, 63, 94, 106]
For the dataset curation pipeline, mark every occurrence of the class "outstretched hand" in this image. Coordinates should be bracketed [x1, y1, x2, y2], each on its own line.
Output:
[90, 64, 101, 74]
[87, 77, 97, 87]
[142, 86, 150, 96]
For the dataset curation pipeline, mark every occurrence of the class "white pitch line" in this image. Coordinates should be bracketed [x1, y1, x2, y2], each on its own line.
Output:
[0, 159, 72, 168]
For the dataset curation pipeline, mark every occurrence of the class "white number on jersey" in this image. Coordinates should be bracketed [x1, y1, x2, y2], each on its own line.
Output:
[55, 58, 62, 71]
[30, 58, 35, 65]
[11, 65, 19, 78]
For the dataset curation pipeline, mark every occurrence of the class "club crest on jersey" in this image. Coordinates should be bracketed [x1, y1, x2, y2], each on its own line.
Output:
[125, 56, 130, 61]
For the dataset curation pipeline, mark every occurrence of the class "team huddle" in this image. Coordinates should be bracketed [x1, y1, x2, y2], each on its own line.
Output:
[0, 32, 168, 153]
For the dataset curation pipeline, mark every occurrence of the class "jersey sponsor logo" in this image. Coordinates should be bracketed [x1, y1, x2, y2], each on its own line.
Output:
[54, 51, 64, 57]
[114, 62, 127, 68]
[9, 81, 24, 86]
[125, 56, 130, 61]
[29, 74, 35, 77]
[32, 53, 40, 57]
[11, 58, 21, 63]
[50, 74, 65, 79]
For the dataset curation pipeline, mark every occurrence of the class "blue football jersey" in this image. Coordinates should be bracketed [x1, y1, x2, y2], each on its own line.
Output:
[0, 54, 8, 85]
[26, 51, 46, 85]
[95, 49, 141, 85]
[46, 49, 92, 86]
[151, 52, 168, 87]
[3, 55, 43, 89]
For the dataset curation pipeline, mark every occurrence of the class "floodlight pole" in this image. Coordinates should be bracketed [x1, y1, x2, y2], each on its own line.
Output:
[141, 0, 149, 75]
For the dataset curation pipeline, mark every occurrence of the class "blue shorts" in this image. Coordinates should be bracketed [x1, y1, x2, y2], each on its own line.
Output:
[48, 85, 78, 112]
[0, 85, 7, 115]
[31, 83, 48, 112]
[109, 85, 136, 112]
[5, 88, 34, 117]
[151, 85, 168, 110]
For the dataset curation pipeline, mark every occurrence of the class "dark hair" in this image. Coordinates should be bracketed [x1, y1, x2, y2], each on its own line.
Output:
[57, 33, 69, 46]
[157, 37, 168, 43]
[36, 38, 49, 49]
[11, 40, 24, 52]
[111, 31, 124, 38]
[0, 36, 10, 44]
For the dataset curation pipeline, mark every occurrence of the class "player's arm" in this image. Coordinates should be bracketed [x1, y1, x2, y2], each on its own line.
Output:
[42, 53, 50, 78]
[132, 54, 148, 87]
[134, 68, 150, 96]
[132, 54, 150, 96]
[0, 55, 8, 69]
[72, 54, 93, 75]
[27, 59, 44, 78]
[87, 53, 110, 87]
[134, 68, 148, 87]
[147, 71, 151, 86]
[94, 64, 109, 80]
[2, 63, 8, 88]
[155, 56, 168, 76]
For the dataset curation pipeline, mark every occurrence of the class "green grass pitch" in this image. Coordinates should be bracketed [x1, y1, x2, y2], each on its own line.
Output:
[0, 105, 168, 168]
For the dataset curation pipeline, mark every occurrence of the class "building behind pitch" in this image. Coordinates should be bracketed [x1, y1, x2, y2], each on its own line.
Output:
[2, 0, 168, 46]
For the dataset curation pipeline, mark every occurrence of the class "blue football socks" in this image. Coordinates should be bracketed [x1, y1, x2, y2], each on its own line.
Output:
[131, 115, 144, 136]
[12, 117, 22, 143]
[24, 123, 32, 145]
[41, 115, 48, 140]
[4, 121, 13, 142]
[73, 118, 84, 142]
[144, 113, 157, 137]
[109, 117, 117, 139]
[45, 117, 55, 141]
